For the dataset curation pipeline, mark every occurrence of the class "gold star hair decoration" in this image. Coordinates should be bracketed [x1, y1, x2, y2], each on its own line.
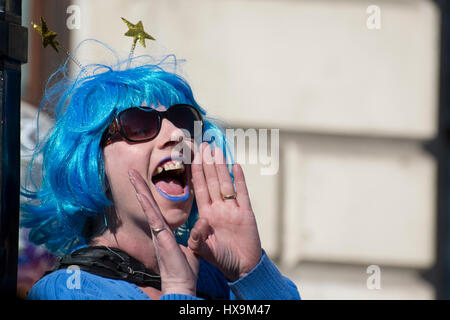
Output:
[32, 17, 60, 52]
[121, 17, 155, 58]
[31, 16, 85, 72]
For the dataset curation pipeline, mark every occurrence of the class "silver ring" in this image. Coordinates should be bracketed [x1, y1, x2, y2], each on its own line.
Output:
[151, 227, 166, 235]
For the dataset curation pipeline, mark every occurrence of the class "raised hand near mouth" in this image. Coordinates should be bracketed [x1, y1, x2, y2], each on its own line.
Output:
[128, 169, 199, 296]
[188, 142, 262, 282]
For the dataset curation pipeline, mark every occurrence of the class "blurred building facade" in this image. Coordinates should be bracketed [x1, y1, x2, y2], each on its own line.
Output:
[20, 0, 440, 299]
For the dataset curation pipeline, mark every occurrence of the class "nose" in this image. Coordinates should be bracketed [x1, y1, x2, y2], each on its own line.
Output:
[155, 118, 185, 149]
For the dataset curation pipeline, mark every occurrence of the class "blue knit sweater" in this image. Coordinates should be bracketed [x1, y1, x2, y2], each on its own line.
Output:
[27, 251, 300, 300]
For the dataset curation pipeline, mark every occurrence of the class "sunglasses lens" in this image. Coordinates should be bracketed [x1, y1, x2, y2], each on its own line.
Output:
[119, 108, 159, 141]
[167, 105, 203, 138]
[116, 105, 203, 142]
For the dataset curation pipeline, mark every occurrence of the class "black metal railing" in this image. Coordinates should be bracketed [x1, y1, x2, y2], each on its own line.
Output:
[0, 0, 27, 297]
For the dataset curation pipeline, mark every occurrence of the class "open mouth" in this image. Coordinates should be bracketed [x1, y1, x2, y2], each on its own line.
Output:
[151, 156, 189, 201]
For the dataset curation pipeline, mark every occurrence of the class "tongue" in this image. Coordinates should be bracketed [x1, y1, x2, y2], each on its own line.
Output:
[155, 178, 184, 195]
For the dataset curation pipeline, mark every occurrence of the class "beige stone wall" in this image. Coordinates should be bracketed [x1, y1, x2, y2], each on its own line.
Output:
[70, 0, 440, 299]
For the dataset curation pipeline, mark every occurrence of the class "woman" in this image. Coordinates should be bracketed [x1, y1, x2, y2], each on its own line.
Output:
[21, 50, 300, 300]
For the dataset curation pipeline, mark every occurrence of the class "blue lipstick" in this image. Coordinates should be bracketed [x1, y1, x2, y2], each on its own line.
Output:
[152, 155, 190, 202]
[154, 184, 190, 202]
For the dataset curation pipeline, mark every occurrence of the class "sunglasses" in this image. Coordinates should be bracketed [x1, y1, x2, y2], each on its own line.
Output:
[101, 104, 204, 146]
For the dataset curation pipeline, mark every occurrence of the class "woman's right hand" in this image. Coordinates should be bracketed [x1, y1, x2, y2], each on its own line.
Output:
[128, 168, 199, 297]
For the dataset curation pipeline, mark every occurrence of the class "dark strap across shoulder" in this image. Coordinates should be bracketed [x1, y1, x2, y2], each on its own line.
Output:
[48, 246, 162, 289]
[46, 245, 213, 299]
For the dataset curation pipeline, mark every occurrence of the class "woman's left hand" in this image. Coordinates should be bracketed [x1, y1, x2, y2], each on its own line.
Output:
[188, 142, 262, 282]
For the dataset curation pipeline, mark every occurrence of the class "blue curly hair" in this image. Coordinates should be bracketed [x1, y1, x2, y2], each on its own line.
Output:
[20, 40, 234, 256]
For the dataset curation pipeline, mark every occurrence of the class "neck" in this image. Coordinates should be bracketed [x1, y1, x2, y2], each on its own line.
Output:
[90, 215, 159, 273]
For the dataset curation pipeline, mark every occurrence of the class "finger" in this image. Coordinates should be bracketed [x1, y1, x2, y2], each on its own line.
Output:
[129, 169, 198, 295]
[128, 169, 158, 208]
[202, 143, 222, 202]
[134, 193, 174, 246]
[188, 234, 213, 261]
[179, 245, 200, 276]
[128, 169, 166, 229]
[188, 219, 214, 259]
[137, 192, 198, 295]
[191, 143, 211, 207]
[212, 147, 237, 205]
[130, 172, 194, 273]
[188, 218, 210, 250]
[128, 169, 176, 245]
[191, 217, 212, 241]
[232, 163, 252, 209]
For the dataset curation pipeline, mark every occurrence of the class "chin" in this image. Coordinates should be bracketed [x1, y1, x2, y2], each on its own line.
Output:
[151, 187, 194, 229]
[160, 207, 192, 230]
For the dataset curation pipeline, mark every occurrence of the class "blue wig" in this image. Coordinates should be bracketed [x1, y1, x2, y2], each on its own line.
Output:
[20, 41, 235, 256]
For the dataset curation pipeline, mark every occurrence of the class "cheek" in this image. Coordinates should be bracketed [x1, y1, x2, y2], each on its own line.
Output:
[105, 150, 130, 184]
[104, 143, 150, 175]
[103, 145, 150, 203]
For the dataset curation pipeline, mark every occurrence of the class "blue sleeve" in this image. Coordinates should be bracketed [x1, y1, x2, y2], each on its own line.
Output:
[228, 251, 301, 300]
[26, 270, 150, 300]
[160, 294, 204, 300]
[197, 250, 301, 300]
[27, 269, 204, 300]
[196, 258, 232, 299]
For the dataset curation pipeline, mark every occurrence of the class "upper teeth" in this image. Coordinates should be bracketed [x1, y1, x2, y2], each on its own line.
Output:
[154, 160, 185, 176]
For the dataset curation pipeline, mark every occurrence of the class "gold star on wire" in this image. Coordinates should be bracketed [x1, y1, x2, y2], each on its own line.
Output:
[121, 17, 155, 49]
[31, 17, 60, 52]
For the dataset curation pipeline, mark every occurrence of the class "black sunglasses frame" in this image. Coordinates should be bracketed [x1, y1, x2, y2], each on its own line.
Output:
[101, 104, 204, 146]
